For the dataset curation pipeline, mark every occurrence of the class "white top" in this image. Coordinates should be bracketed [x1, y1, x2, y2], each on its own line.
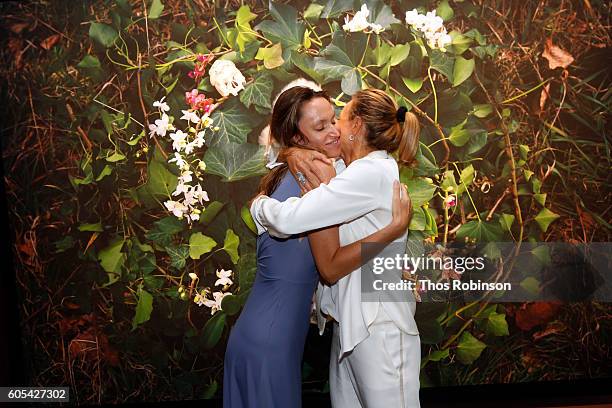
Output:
[250, 150, 419, 359]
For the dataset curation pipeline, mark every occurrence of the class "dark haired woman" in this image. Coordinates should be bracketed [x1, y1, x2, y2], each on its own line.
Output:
[223, 86, 412, 408]
[251, 88, 422, 407]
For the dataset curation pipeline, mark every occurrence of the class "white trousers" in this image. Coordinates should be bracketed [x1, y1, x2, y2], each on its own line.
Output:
[329, 310, 421, 408]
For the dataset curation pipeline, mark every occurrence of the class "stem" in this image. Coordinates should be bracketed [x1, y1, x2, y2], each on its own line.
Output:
[427, 66, 438, 124]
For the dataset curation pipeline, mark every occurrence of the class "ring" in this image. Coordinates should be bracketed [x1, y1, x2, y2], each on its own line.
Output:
[296, 171, 307, 186]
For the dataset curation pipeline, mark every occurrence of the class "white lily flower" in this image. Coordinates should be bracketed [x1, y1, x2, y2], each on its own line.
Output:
[153, 96, 170, 112]
[209, 60, 246, 97]
[148, 113, 171, 137]
[180, 109, 200, 124]
[168, 152, 188, 170]
[164, 200, 188, 218]
[215, 269, 233, 287]
[343, 4, 371, 32]
[170, 130, 188, 152]
[203, 291, 230, 315]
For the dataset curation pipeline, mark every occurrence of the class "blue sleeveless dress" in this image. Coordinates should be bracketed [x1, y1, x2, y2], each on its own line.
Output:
[223, 171, 320, 408]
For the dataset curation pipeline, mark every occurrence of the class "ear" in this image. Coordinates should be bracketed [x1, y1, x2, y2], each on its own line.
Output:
[292, 134, 308, 146]
[352, 116, 364, 136]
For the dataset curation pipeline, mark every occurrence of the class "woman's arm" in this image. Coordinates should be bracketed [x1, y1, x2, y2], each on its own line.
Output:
[308, 181, 411, 284]
[250, 158, 382, 238]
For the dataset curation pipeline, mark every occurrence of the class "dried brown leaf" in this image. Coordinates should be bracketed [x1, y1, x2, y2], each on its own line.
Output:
[40, 34, 61, 50]
[542, 38, 574, 69]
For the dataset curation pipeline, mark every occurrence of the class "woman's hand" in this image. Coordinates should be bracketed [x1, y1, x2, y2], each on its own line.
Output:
[389, 180, 412, 238]
[283, 147, 333, 194]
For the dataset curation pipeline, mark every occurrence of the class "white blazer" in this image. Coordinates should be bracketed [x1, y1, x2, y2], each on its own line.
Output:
[250, 150, 419, 359]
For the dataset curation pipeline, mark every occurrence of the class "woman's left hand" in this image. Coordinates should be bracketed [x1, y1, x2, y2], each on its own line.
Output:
[390, 180, 412, 236]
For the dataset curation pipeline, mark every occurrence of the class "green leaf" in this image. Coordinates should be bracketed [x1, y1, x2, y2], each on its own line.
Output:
[440, 170, 458, 193]
[222, 229, 240, 264]
[429, 48, 454, 82]
[534, 193, 547, 207]
[167, 245, 189, 270]
[408, 207, 427, 231]
[472, 103, 492, 118]
[314, 31, 367, 94]
[200, 311, 226, 349]
[234, 5, 258, 52]
[106, 151, 126, 162]
[95, 164, 113, 181]
[448, 126, 471, 147]
[364, 0, 400, 29]
[77, 55, 101, 69]
[402, 76, 424, 93]
[199, 201, 225, 226]
[241, 206, 257, 234]
[452, 56, 475, 87]
[401, 176, 437, 207]
[188, 232, 217, 259]
[456, 220, 503, 242]
[457, 164, 475, 194]
[220, 295, 241, 316]
[255, 1, 305, 52]
[132, 285, 153, 330]
[204, 142, 268, 182]
[449, 31, 473, 55]
[89, 22, 118, 48]
[304, 3, 324, 21]
[519, 144, 530, 160]
[320, 0, 353, 18]
[239, 72, 273, 113]
[145, 216, 183, 246]
[520, 276, 540, 295]
[534, 208, 560, 232]
[208, 99, 253, 146]
[499, 213, 515, 231]
[456, 331, 486, 364]
[436, 0, 454, 21]
[255, 42, 285, 69]
[485, 312, 509, 336]
[98, 238, 125, 274]
[416, 317, 444, 344]
[78, 222, 104, 232]
[148, 0, 164, 19]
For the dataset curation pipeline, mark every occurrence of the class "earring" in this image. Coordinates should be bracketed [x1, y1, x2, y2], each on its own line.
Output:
[349, 134, 354, 141]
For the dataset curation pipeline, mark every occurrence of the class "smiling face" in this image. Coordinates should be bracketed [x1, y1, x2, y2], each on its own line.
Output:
[293, 97, 341, 158]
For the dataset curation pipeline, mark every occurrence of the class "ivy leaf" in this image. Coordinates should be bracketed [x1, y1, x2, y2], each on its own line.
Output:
[457, 164, 475, 194]
[204, 142, 268, 182]
[304, 3, 324, 21]
[222, 229, 240, 264]
[200, 311, 226, 349]
[400, 174, 437, 207]
[145, 216, 183, 246]
[320, 0, 353, 18]
[220, 295, 241, 316]
[255, 1, 305, 52]
[78, 222, 103, 232]
[167, 245, 189, 270]
[453, 56, 475, 87]
[239, 72, 273, 114]
[429, 48, 454, 82]
[499, 213, 515, 231]
[364, 0, 400, 29]
[241, 206, 257, 234]
[148, 0, 164, 19]
[131, 285, 153, 331]
[534, 208, 560, 232]
[208, 99, 253, 146]
[485, 312, 509, 336]
[456, 220, 503, 242]
[188, 232, 217, 260]
[234, 5, 258, 52]
[77, 55, 101, 69]
[435, 0, 454, 22]
[402, 77, 424, 93]
[89, 22, 118, 48]
[456, 331, 486, 364]
[98, 238, 125, 286]
[314, 30, 367, 94]
[255, 43, 285, 69]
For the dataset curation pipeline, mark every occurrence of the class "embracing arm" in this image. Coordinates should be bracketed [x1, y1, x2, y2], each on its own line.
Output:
[308, 181, 412, 284]
[250, 159, 381, 238]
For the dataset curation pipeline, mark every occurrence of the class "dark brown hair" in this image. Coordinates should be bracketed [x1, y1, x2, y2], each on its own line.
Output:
[348, 88, 420, 166]
[257, 86, 331, 196]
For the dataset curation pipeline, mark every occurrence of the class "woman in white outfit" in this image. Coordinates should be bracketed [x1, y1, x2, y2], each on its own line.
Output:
[251, 88, 422, 408]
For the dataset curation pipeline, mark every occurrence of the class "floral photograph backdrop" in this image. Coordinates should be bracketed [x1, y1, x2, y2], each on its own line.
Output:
[1, 0, 610, 404]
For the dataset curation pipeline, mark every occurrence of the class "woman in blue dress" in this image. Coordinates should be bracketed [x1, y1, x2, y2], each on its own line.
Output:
[223, 86, 412, 407]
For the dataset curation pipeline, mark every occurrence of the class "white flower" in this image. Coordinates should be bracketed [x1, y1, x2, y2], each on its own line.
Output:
[172, 181, 190, 197]
[193, 131, 206, 148]
[183, 141, 197, 155]
[215, 269, 233, 287]
[148, 113, 171, 137]
[164, 200, 188, 218]
[189, 212, 200, 222]
[343, 4, 371, 32]
[168, 152, 188, 170]
[189, 272, 198, 281]
[170, 130, 188, 152]
[369, 22, 385, 34]
[209, 60, 246, 97]
[201, 115, 213, 128]
[192, 184, 210, 204]
[203, 291, 230, 315]
[180, 109, 200, 124]
[153, 96, 170, 112]
[405, 8, 451, 51]
[405, 9, 420, 25]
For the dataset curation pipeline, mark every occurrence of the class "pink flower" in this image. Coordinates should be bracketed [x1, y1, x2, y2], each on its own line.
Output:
[444, 194, 457, 208]
[188, 54, 213, 82]
[185, 89, 213, 112]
